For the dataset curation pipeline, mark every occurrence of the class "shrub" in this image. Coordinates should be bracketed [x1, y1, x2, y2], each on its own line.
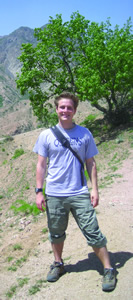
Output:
[10, 199, 45, 216]
[12, 148, 24, 159]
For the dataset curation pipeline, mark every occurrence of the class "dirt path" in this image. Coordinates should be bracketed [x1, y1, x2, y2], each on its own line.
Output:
[0, 148, 133, 299]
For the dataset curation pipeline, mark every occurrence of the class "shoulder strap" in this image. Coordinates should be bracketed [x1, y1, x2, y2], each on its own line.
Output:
[50, 126, 85, 186]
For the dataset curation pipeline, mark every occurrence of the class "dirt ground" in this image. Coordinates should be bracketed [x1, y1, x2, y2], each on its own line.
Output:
[0, 129, 133, 300]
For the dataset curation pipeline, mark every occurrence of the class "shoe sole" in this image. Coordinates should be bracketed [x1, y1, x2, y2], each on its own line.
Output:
[102, 282, 116, 291]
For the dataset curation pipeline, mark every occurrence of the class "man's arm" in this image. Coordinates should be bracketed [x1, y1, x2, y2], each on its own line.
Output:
[36, 154, 47, 211]
[85, 157, 99, 207]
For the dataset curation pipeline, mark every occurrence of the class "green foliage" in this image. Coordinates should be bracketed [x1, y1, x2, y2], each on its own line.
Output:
[80, 114, 99, 134]
[41, 227, 48, 234]
[2, 160, 8, 165]
[128, 130, 133, 147]
[96, 128, 131, 189]
[115, 135, 124, 144]
[5, 278, 29, 298]
[81, 114, 97, 127]
[29, 279, 47, 295]
[12, 243, 23, 251]
[3, 135, 14, 142]
[12, 148, 24, 159]
[10, 199, 45, 216]
[8, 256, 27, 272]
[25, 182, 30, 190]
[7, 256, 14, 262]
[81, 115, 110, 138]
[6, 285, 17, 298]
[84, 169, 89, 181]
[16, 12, 133, 126]
[8, 265, 17, 272]
[17, 277, 29, 287]
[0, 95, 3, 107]
[15, 256, 27, 266]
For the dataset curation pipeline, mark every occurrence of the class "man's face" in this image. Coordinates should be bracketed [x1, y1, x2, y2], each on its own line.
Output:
[56, 98, 76, 122]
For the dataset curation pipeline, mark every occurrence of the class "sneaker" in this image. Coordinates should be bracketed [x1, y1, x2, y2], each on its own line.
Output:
[102, 268, 116, 291]
[47, 261, 66, 282]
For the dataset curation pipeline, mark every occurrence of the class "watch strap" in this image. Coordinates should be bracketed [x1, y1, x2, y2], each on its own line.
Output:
[35, 188, 43, 194]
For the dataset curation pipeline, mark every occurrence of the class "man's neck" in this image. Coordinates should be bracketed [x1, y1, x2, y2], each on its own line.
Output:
[58, 121, 75, 130]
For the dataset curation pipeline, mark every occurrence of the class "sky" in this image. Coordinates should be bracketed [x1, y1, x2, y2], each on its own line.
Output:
[0, 0, 132, 36]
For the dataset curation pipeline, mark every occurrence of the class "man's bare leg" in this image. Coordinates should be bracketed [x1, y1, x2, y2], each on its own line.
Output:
[92, 246, 112, 268]
[93, 246, 116, 291]
[47, 242, 65, 282]
[51, 242, 64, 262]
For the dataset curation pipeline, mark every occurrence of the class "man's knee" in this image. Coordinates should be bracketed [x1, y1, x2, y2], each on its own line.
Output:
[48, 232, 66, 244]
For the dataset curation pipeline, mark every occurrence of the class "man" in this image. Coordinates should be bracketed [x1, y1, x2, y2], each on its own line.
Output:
[33, 92, 116, 291]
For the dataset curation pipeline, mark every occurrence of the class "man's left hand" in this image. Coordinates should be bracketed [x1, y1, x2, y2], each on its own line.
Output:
[91, 189, 99, 207]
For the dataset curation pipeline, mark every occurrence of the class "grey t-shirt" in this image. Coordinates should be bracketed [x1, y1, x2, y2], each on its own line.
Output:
[33, 124, 98, 196]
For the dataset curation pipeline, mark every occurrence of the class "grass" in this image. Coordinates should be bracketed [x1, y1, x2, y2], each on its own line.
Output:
[99, 173, 123, 189]
[25, 182, 30, 190]
[8, 253, 29, 272]
[64, 256, 71, 261]
[41, 227, 48, 234]
[12, 243, 23, 251]
[93, 128, 131, 189]
[115, 134, 124, 144]
[10, 199, 44, 216]
[8, 265, 17, 272]
[7, 256, 14, 262]
[0, 95, 3, 107]
[6, 285, 17, 298]
[15, 256, 27, 266]
[2, 159, 8, 165]
[3, 135, 14, 142]
[17, 277, 29, 287]
[12, 148, 24, 159]
[80, 116, 132, 190]
[29, 284, 40, 295]
[29, 279, 47, 295]
[5, 277, 29, 298]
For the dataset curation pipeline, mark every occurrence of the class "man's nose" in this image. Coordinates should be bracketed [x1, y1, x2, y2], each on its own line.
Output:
[64, 107, 68, 111]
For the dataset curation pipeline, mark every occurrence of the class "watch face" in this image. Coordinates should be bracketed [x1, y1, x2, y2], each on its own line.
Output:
[35, 188, 43, 193]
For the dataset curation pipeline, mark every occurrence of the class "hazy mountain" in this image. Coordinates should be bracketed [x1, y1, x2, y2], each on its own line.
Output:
[0, 26, 37, 106]
[0, 26, 40, 136]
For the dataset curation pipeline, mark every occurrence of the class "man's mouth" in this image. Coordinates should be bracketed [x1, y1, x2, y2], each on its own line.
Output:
[62, 114, 69, 117]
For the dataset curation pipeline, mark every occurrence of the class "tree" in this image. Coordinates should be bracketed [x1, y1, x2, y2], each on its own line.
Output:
[16, 12, 133, 126]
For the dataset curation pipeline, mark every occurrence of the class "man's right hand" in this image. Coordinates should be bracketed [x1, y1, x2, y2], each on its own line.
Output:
[36, 193, 45, 211]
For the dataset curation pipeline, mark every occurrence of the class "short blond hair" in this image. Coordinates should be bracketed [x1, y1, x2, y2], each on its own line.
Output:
[54, 92, 79, 109]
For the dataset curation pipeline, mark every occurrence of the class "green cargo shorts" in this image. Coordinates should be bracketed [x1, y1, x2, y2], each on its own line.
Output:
[45, 193, 107, 248]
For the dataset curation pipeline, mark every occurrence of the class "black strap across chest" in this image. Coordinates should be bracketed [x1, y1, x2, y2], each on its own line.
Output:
[50, 125, 85, 186]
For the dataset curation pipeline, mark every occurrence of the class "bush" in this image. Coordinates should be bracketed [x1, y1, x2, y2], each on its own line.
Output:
[10, 199, 45, 216]
[12, 148, 24, 159]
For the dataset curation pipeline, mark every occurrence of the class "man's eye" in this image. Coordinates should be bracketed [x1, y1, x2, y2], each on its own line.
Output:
[59, 106, 73, 110]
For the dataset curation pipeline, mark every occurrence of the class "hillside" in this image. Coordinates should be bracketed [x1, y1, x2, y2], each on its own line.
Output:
[0, 27, 37, 103]
[0, 122, 133, 299]
[0, 26, 39, 136]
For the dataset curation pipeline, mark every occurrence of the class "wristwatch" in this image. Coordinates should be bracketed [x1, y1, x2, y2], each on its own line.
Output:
[35, 188, 43, 194]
